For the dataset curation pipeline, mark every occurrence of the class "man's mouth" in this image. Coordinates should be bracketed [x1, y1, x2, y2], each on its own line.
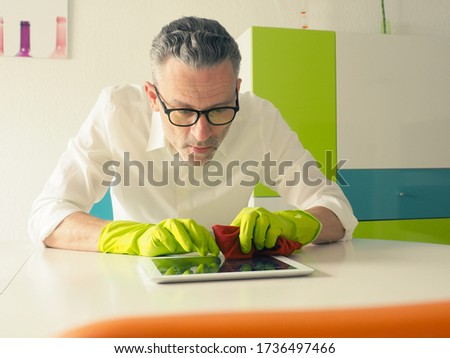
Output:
[191, 146, 212, 154]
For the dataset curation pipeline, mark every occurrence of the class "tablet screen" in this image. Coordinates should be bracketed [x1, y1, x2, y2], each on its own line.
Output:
[151, 255, 299, 276]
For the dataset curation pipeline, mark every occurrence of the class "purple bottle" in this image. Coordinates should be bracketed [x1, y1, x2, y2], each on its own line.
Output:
[16, 20, 32, 57]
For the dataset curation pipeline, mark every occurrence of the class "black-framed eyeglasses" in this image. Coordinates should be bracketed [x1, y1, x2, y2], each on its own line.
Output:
[154, 86, 240, 127]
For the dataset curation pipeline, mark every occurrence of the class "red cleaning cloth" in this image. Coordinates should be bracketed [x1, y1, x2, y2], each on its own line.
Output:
[212, 225, 303, 259]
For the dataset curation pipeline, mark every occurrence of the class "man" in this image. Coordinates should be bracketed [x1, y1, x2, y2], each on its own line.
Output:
[29, 16, 357, 257]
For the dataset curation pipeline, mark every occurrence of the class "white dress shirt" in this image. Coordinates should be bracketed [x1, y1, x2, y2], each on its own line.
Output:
[29, 84, 357, 244]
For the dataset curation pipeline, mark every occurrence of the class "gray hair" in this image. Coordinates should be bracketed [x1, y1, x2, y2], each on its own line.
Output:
[150, 16, 241, 84]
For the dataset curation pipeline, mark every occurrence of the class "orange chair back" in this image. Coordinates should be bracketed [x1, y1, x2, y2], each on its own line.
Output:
[59, 300, 450, 338]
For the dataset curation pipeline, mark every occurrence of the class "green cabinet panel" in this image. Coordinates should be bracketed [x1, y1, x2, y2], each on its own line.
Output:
[355, 218, 450, 245]
[248, 27, 337, 196]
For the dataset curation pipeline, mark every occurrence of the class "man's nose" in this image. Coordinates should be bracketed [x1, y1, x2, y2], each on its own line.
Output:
[190, 114, 212, 142]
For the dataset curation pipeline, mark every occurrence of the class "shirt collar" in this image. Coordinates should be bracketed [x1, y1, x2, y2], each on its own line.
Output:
[214, 111, 242, 158]
[146, 111, 166, 152]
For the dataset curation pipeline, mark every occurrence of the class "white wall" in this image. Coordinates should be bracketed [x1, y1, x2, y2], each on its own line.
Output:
[0, 0, 303, 243]
[1, 0, 449, 243]
[303, 0, 450, 38]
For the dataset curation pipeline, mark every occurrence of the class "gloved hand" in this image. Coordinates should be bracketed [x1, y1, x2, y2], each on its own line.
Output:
[230, 207, 322, 254]
[98, 218, 220, 257]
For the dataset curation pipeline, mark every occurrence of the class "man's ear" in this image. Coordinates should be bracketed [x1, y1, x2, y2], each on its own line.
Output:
[144, 82, 159, 112]
[236, 78, 242, 93]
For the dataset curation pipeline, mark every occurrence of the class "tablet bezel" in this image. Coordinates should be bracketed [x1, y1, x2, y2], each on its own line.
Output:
[141, 254, 314, 284]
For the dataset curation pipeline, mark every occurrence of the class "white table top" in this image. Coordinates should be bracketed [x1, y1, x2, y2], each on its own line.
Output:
[0, 240, 34, 294]
[1, 238, 449, 337]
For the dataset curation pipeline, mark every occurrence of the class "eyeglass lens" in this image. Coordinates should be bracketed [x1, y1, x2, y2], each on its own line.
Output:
[170, 108, 236, 126]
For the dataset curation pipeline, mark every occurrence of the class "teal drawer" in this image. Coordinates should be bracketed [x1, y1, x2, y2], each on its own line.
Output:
[338, 168, 450, 220]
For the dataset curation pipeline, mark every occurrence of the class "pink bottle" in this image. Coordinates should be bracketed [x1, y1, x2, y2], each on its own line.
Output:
[0, 17, 4, 56]
[50, 16, 67, 59]
[16, 20, 32, 57]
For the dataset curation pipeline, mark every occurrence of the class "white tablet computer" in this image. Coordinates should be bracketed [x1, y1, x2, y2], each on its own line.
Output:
[140, 254, 314, 284]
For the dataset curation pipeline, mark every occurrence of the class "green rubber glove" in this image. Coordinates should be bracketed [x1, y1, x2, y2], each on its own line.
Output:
[98, 218, 220, 257]
[230, 207, 322, 254]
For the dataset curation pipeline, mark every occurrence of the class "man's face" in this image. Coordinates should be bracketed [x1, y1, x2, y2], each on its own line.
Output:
[146, 57, 241, 166]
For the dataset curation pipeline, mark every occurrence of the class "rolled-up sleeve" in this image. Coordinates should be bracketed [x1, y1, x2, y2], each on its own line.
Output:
[28, 88, 114, 245]
[257, 99, 358, 241]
